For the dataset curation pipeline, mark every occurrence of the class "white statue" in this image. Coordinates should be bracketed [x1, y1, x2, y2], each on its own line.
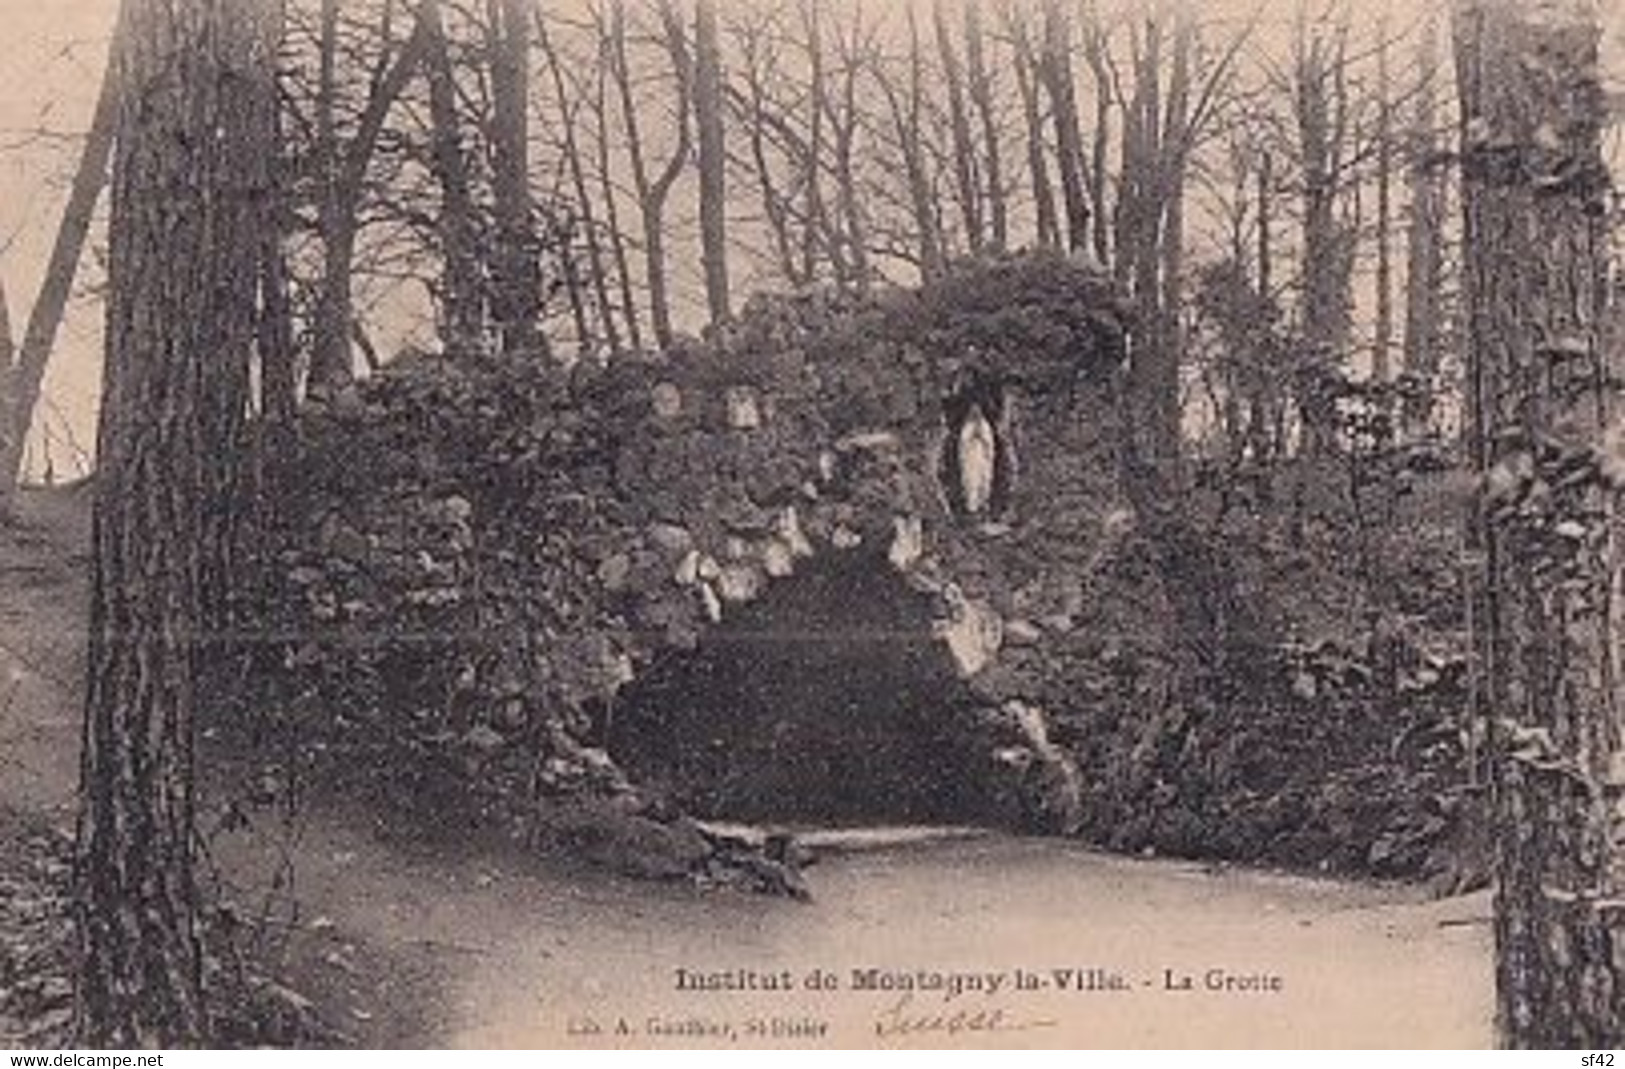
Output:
[958, 407, 997, 515]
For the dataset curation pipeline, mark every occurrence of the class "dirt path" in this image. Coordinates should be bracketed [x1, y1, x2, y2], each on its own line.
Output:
[0, 487, 1494, 1049]
[242, 809, 1492, 1049]
[0, 489, 90, 824]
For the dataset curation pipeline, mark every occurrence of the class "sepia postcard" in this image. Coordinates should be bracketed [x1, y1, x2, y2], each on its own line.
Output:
[4, 0, 1620, 1051]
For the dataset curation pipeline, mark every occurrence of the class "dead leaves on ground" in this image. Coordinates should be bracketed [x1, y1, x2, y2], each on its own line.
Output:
[0, 823, 73, 1049]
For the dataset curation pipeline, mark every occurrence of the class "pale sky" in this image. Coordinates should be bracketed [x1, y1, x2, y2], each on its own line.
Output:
[0, 0, 115, 478]
[0, 0, 1620, 481]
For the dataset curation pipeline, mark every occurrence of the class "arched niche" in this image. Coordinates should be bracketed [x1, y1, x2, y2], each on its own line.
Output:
[937, 373, 1017, 523]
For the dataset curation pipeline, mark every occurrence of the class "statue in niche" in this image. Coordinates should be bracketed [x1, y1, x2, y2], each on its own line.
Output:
[938, 373, 1014, 521]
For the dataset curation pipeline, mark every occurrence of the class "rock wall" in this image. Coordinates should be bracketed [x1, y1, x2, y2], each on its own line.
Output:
[275, 252, 1163, 843]
[270, 250, 1468, 879]
[581, 256, 1155, 831]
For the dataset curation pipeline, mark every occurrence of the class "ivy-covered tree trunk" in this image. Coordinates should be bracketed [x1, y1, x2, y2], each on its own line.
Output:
[1455, 0, 1624, 1047]
[73, 0, 265, 1047]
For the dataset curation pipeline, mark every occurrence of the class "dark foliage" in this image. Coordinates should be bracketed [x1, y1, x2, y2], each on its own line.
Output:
[254, 352, 633, 828]
[253, 251, 1472, 884]
[0, 808, 345, 1049]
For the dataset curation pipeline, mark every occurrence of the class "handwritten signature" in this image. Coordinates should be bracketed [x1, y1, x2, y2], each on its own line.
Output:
[872, 991, 1058, 1042]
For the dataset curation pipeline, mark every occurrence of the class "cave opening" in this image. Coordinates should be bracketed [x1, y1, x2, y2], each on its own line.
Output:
[604, 550, 994, 826]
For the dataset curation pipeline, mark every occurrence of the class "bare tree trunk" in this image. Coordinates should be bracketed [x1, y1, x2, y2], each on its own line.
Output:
[612, 0, 690, 351]
[0, 280, 13, 386]
[1455, 0, 1623, 1046]
[536, 8, 620, 357]
[1007, 8, 1057, 250]
[1083, 22, 1113, 268]
[308, 0, 350, 391]
[828, 10, 870, 290]
[592, 7, 643, 353]
[1251, 150, 1282, 463]
[0, 41, 117, 505]
[557, 215, 593, 352]
[257, 0, 297, 462]
[694, 0, 730, 327]
[1297, 15, 1354, 355]
[1040, 0, 1089, 255]
[963, 0, 1005, 251]
[1402, 16, 1445, 437]
[309, 5, 427, 393]
[1111, 23, 1142, 286]
[1116, 12, 1191, 485]
[800, 0, 828, 282]
[1258, 153, 1272, 299]
[1373, 19, 1394, 393]
[934, 0, 982, 253]
[75, 0, 266, 1045]
[1152, 14, 1192, 464]
[907, 13, 944, 279]
[1294, 12, 1354, 456]
[877, 11, 945, 281]
[736, 28, 802, 286]
[421, 0, 484, 350]
[488, 0, 545, 357]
